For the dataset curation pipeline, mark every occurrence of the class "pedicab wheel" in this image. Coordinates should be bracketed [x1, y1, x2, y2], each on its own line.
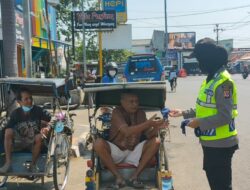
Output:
[95, 172, 100, 190]
[157, 171, 162, 190]
[157, 144, 169, 189]
[53, 135, 71, 190]
[0, 176, 8, 187]
[159, 144, 169, 171]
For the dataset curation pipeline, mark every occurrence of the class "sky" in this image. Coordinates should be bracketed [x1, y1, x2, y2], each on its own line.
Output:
[126, 0, 250, 47]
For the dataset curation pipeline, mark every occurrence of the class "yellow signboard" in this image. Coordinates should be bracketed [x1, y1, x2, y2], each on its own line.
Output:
[117, 12, 127, 23]
[103, 0, 127, 23]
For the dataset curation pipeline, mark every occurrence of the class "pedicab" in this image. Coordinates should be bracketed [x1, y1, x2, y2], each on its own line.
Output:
[83, 81, 174, 190]
[0, 77, 75, 190]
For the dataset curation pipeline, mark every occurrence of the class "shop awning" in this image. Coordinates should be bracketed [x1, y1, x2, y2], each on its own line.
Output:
[32, 36, 71, 50]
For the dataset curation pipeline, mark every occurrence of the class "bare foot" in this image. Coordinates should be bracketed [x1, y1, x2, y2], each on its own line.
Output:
[0, 162, 11, 173]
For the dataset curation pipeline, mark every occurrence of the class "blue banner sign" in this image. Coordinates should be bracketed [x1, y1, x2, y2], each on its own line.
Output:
[103, 0, 126, 12]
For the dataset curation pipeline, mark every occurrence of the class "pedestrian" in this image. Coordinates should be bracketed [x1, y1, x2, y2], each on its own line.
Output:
[168, 66, 177, 91]
[169, 38, 239, 190]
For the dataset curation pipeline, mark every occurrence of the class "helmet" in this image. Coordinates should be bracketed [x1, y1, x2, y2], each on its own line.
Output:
[105, 62, 118, 77]
[105, 62, 118, 71]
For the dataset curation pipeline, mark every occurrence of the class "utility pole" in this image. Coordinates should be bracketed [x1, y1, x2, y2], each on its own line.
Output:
[164, 0, 168, 65]
[45, 0, 54, 76]
[1, 0, 18, 77]
[214, 24, 224, 44]
[98, 0, 103, 77]
[71, 12, 75, 60]
[71, 0, 77, 60]
[23, 0, 32, 77]
[81, 0, 87, 78]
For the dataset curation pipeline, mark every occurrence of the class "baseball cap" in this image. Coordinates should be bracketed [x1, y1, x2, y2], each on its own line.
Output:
[189, 38, 217, 58]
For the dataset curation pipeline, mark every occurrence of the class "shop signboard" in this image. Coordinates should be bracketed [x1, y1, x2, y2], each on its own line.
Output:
[166, 50, 178, 61]
[74, 10, 116, 30]
[103, 24, 132, 49]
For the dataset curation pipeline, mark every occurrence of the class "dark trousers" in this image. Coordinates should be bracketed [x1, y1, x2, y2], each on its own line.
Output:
[202, 145, 238, 190]
[169, 78, 177, 91]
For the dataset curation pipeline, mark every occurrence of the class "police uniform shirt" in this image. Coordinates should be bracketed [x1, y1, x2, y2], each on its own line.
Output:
[182, 80, 239, 148]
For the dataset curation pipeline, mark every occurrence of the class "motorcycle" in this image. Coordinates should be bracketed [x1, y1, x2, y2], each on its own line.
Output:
[242, 71, 249, 79]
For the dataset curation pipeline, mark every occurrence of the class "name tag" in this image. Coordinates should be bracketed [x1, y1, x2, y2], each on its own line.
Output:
[205, 89, 214, 97]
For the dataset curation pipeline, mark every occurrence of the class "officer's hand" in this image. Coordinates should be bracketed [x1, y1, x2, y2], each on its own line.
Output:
[187, 119, 200, 129]
[169, 109, 183, 117]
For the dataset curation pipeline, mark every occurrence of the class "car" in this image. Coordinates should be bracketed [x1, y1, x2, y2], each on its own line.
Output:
[117, 62, 126, 75]
[124, 54, 165, 82]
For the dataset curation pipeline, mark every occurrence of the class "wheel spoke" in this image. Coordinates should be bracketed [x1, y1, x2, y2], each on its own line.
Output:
[53, 134, 71, 190]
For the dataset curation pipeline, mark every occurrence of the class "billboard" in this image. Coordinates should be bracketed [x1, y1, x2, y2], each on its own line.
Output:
[103, 0, 127, 23]
[218, 39, 233, 53]
[74, 11, 116, 30]
[16, 10, 24, 44]
[103, 24, 132, 50]
[168, 32, 196, 49]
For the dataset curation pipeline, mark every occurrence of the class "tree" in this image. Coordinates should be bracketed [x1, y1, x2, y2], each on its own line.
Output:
[76, 44, 134, 64]
[56, 0, 97, 41]
[75, 32, 99, 61]
[102, 49, 134, 63]
[1, 0, 18, 77]
[56, 0, 134, 68]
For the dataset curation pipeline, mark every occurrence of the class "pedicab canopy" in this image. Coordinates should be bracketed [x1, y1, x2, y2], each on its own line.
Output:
[0, 77, 74, 98]
[83, 81, 167, 109]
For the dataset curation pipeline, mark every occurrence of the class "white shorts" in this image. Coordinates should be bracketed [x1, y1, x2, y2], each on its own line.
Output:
[107, 140, 146, 167]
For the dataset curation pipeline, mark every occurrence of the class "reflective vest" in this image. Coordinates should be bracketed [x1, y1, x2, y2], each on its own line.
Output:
[196, 70, 238, 141]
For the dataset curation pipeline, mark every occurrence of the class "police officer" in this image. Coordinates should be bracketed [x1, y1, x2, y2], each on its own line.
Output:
[170, 38, 239, 190]
[102, 62, 118, 83]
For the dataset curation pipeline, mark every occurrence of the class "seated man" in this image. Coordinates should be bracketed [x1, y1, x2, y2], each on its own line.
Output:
[0, 88, 51, 173]
[94, 92, 167, 188]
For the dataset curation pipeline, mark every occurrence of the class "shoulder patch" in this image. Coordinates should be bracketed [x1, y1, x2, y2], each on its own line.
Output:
[221, 80, 233, 89]
[222, 80, 233, 99]
[223, 85, 231, 99]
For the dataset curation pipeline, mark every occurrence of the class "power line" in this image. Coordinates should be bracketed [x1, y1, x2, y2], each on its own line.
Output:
[224, 15, 250, 30]
[132, 21, 250, 28]
[169, 5, 250, 18]
[129, 5, 250, 15]
[128, 4, 250, 20]
[226, 15, 250, 28]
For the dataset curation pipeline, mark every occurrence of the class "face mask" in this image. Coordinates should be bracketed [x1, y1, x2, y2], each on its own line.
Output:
[108, 70, 116, 77]
[22, 106, 33, 112]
